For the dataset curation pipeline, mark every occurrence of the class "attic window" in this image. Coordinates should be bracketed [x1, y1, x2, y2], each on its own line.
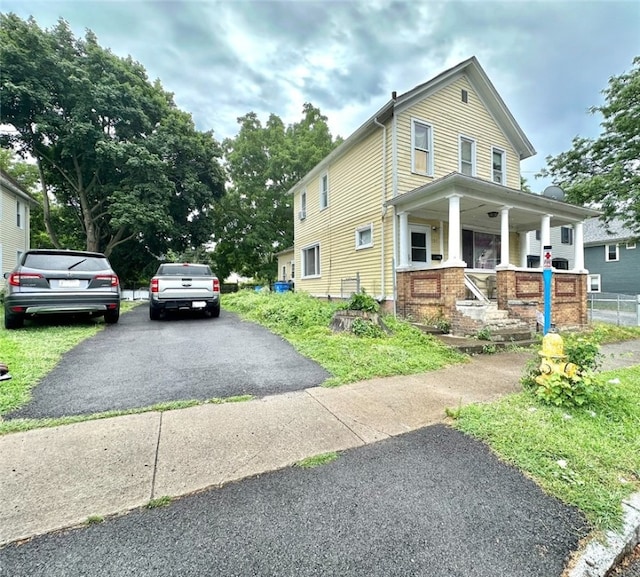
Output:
[461, 89, 468, 103]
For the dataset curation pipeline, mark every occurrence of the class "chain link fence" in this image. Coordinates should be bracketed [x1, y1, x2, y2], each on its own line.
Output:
[588, 292, 640, 326]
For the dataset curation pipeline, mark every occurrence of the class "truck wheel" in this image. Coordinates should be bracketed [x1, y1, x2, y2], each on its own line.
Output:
[149, 306, 160, 320]
[211, 304, 221, 318]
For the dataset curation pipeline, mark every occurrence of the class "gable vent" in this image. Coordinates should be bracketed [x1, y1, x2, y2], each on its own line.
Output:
[461, 89, 468, 103]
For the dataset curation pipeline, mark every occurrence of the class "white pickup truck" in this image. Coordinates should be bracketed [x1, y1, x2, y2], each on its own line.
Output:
[149, 263, 220, 320]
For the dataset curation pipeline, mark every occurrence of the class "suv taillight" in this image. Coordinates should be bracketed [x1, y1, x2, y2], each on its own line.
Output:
[213, 278, 220, 293]
[151, 278, 159, 293]
[94, 274, 119, 287]
[9, 272, 43, 286]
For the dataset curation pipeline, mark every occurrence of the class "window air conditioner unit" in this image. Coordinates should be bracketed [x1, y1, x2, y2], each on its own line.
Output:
[299, 210, 306, 220]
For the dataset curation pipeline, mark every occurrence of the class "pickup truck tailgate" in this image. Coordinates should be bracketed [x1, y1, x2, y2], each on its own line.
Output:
[156, 277, 215, 300]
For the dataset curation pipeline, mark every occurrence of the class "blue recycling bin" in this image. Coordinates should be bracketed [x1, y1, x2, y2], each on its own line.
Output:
[273, 281, 290, 293]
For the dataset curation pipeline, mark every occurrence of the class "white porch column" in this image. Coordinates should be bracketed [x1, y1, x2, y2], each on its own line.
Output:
[445, 194, 465, 266]
[573, 221, 585, 271]
[498, 206, 511, 268]
[519, 232, 529, 267]
[398, 212, 409, 267]
[540, 214, 552, 263]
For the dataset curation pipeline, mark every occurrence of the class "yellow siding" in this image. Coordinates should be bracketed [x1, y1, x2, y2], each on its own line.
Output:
[276, 250, 295, 282]
[0, 189, 31, 290]
[396, 76, 521, 194]
[291, 70, 531, 302]
[293, 128, 395, 298]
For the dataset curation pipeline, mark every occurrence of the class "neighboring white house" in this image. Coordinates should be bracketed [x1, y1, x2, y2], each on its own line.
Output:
[0, 169, 35, 290]
[526, 223, 577, 269]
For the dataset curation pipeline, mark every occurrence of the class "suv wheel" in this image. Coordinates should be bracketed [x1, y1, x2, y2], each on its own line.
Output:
[4, 310, 24, 330]
[104, 307, 120, 324]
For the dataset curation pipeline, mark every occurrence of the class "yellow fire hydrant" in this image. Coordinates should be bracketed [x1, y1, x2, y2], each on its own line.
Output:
[536, 332, 579, 385]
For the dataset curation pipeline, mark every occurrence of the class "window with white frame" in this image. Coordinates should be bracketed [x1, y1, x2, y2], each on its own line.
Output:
[491, 148, 505, 184]
[605, 244, 619, 262]
[411, 119, 433, 176]
[561, 226, 574, 245]
[299, 189, 307, 220]
[16, 200, 23, 228]
[301, 244, 320, 277]
[319, 173, 328, 209]
[355, 224, 373, 250]
[410, 227, 430, 263]
[459, 136, 476, 176]
[588, 274, 601, 293]
[626, 241, 636, 250]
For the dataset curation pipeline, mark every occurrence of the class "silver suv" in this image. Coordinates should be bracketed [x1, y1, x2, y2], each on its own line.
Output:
[2, 249, 121, 329]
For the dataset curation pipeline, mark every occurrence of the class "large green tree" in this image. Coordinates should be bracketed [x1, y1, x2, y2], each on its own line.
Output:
[0, 14, 225, 266]
[213, 103, 341, 280]
[539, 56, 640, 234]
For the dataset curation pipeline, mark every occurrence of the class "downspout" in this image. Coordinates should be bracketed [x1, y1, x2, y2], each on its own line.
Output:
[373, 116, 387, 302]
[391, 102, 398, 315]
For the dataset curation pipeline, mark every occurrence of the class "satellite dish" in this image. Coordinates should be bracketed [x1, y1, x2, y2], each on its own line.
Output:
[543, 186, 565, 201]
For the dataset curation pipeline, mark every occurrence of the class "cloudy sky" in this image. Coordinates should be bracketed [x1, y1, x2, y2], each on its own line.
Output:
[2, 0, 638, 190]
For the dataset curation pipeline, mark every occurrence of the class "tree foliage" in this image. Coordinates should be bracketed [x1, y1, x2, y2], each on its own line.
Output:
[213, 103, 342, 280]
[539, 56, 640, 233]
[0, 14, 225, 267]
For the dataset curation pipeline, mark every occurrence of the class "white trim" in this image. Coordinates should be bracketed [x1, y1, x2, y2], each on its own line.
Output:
[491, 146, 506, 184]
[626, 241, 636, 250]
[409, 224, 431, 265]
[319, 172, 329, 210]
[301, 242, 321, 278]
[605, 243, 619, 262]
[587, 274, 601, 293]
[300, 189, 307, 214]
[410, 117, 433, 176]
[355, 223, 374, 250]
[459, 135, 476, 177]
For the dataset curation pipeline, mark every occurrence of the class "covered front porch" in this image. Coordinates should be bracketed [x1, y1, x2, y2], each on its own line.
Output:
[386, 173, 600, 336]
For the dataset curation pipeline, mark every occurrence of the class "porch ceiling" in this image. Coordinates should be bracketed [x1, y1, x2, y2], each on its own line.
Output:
[386, 173, 600, 233]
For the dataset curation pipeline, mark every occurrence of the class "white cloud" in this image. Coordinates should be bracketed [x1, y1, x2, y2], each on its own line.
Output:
[2, 0, 638, 183]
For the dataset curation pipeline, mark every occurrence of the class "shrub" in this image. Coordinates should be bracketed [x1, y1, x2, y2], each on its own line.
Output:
[351, 317, 386, 338]
[339, 291, 379, 313]
[521, 331, 604, 408]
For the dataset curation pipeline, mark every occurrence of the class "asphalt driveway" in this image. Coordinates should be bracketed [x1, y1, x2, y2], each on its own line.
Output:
[0, 425, 588, 577]
[6, 305, 330, 420]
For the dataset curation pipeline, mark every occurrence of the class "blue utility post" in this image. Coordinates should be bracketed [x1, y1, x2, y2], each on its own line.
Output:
[542, 245, 553, 334]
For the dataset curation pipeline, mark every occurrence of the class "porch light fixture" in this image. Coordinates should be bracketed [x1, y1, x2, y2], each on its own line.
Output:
[487, 211, 499, 218]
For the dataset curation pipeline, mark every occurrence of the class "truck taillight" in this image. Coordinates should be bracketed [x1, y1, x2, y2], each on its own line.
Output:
[213, 278, 220, 293]
[151, 278, 159, 293]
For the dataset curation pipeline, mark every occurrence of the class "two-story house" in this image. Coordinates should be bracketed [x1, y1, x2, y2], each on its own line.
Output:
[583, 217, 639, 295]
[1, 169, 35, 291]
[284, 57, 599, 335]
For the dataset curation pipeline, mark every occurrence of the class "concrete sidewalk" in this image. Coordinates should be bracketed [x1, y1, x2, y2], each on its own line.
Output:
[1, 342, 639, 566]
[0, 351, 528, 545]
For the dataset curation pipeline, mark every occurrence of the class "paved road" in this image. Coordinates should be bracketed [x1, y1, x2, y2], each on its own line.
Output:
[6, 306, 330, 420]
[0, 425, 588, 577]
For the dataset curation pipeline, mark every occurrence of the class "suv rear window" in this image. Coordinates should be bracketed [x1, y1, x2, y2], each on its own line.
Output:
[23, 254, 111, 272]
[158, 265, 213, 276]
